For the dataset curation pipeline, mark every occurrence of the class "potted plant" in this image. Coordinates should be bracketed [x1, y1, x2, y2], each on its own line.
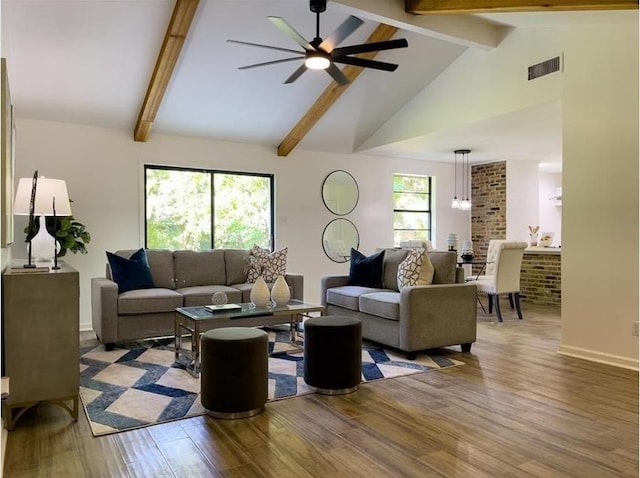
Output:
[47, 215, 91, 256]
[25, 214, 91, 257]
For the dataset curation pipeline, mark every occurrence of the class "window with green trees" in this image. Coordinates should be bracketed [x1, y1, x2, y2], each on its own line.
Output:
[393, 174, 432, 246]
[145, 166, 274, 251]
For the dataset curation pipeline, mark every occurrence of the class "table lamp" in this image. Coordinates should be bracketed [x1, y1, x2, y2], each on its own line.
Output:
[13, 173, 72, 268]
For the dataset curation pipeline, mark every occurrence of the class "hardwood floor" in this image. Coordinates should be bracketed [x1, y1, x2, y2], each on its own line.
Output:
[3, 304, 638, 477]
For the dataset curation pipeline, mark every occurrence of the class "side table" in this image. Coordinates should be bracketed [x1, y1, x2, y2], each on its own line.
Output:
[2, 262, 80, 430]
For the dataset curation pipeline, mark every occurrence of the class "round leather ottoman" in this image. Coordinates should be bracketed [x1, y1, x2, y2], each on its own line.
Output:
[303, 315, 362, 395]
[200, 327, 268, 419]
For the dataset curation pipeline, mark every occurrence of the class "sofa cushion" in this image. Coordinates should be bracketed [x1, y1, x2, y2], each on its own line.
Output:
[174, 250, 226, 288]
[397, 249, 423, 289]
[224, 249, 250, 285]
[427, 251, 457, 284]
[113, 249, 175, 290]
[381, 248, 409, 291]
[229, 282, 254, 303]
[107, 248, 155, 293]
[359, 292, 401, 321]
[348, 249, 385, 288]
[177, 285, 243, 307]
[117, 288, 183, 315]
[326, 285, 388, 311]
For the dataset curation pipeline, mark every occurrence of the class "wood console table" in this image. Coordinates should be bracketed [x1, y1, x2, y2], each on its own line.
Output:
[2, 262, 80, 430]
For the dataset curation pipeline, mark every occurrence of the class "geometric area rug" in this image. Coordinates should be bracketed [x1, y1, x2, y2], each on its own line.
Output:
[79, 328, 464, 437]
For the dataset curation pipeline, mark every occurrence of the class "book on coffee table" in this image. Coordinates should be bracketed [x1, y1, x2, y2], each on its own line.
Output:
[205, 304, 242, 313]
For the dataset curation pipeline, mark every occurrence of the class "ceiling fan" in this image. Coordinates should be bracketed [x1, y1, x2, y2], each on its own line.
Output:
[227, 0, 408, 85]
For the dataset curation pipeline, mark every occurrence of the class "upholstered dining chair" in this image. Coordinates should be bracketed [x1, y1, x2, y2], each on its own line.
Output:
[467, 240, 528, 322]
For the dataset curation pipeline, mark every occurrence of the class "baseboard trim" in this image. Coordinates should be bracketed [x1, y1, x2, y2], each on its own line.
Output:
[557, 345, 639, 371]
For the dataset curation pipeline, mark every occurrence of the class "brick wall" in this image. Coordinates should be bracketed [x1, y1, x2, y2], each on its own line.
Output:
[520, 253, 562, 306]
[471, 161, 506, 273]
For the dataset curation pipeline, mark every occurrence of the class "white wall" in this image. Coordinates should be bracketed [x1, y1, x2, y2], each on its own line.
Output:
[506, 160, 540, 243]
[538, 172, 562, 246]
[11, 118, 468, 331]
[560, 21, 638, 369]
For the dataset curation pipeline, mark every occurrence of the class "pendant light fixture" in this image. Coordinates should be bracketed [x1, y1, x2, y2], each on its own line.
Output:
[458, 149, 472, 210]
[452, 149, 472, 211]
[451, 150, 460, 209]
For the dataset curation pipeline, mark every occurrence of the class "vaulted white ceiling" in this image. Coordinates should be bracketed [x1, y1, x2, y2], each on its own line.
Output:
[1, 1, 635, 165]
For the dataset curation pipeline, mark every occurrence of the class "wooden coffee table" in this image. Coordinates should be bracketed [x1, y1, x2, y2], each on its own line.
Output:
[174, 300, 324, 376]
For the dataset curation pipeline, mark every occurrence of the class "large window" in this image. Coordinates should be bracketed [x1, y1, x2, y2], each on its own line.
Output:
[145, 166, 274, 250]
[393, 174, 432, 246]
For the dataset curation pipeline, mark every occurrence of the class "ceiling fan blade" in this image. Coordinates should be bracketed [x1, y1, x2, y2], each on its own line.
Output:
[238, 57, 304, 70]
[331, 38, 408, 57]
[319, 15, 364, 52]
[284, 64, 308, 84]
[268, 16, 314, 51]
[326, 63, 350, 85]
[332, 56, 398, 72]
[227, 39, 302, 55]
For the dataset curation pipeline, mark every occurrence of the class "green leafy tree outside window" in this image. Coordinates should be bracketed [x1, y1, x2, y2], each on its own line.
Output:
[145, 168, 272, 251]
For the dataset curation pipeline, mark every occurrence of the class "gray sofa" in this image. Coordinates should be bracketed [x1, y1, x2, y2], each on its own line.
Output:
[320, 249, 477, 359]
[91, 249, 303, 350]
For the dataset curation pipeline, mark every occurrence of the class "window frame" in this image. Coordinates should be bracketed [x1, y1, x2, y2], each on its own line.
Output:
[144, 164, 275, 251]
[392, 174, 433, 246]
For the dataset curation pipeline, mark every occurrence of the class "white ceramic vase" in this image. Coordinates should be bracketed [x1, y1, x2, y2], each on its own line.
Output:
[250, 276, 271, 308]
[271, 275, 291, 305]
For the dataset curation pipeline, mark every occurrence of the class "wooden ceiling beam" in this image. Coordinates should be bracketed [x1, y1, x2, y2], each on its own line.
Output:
[406, 0, 638, 15]
[134, 0, 199, 142]
[277, 23, 399, 157]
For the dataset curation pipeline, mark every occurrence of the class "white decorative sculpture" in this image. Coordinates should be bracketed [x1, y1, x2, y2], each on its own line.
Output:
[271, 275, 291, 305]
[211, 291, 228, 306]
[250, 276, 271, 307]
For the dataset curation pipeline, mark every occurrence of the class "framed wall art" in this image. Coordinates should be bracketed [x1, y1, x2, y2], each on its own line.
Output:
[1, 58, 15, 248]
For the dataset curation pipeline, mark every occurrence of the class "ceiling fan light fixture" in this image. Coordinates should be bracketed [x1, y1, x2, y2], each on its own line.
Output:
[305, 53, 330, 70]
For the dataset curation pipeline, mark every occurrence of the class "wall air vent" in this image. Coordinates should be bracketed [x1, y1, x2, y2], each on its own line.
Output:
[528, 55, 561, 81]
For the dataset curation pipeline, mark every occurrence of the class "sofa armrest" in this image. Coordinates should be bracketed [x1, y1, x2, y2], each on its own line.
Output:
[284, 273, 304, 301]
[320, 275, 350, 306]
[91, 278, 119, 346]
[399, 283, 477, 350]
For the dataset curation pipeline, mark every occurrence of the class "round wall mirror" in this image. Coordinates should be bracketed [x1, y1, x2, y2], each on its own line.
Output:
[322, 170, 359, 215]
[322, 218, 359, 263]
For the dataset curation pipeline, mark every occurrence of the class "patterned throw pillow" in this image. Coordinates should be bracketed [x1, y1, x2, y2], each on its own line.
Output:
[246, 245, 288, 283]
[397, 248, 424, 289]
[246, 245, 265, 283]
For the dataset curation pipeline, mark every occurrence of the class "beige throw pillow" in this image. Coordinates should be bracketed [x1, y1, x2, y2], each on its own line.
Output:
[416, 250, 435, 285]
[397, 249, 424, 289]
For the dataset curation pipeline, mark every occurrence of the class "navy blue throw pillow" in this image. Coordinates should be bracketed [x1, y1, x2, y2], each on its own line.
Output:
[348, 248, 385, 288]
[106, 248, 154, 293]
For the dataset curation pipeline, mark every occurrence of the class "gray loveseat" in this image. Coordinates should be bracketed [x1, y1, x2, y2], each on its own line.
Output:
[320, 249, 477, 359]
[91, 249, 303, 350]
